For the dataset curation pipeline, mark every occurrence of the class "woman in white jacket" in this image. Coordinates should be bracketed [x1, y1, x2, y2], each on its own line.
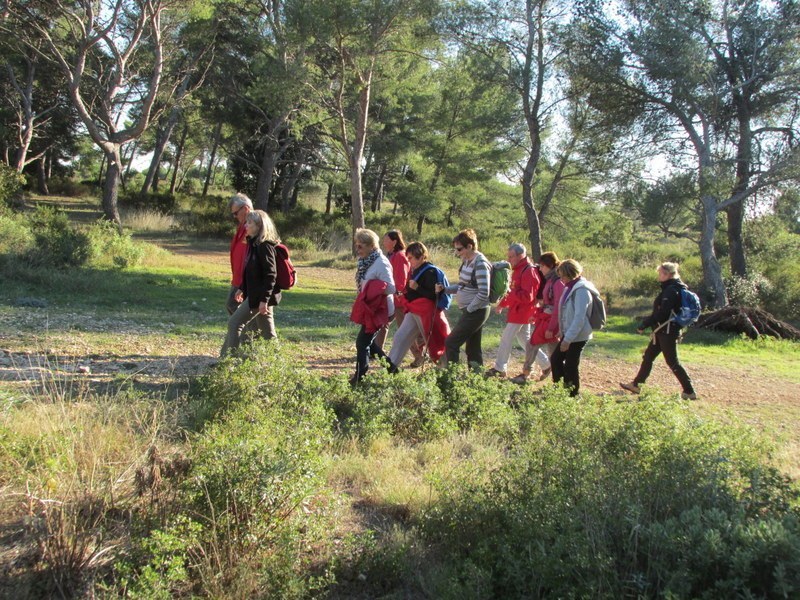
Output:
[550, 259, 598, 396]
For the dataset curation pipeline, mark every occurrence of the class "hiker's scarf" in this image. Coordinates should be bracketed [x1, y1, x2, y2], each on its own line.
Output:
[355, 249, 381, 290]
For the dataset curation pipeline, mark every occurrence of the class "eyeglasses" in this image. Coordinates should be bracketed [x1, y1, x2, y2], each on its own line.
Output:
[231, 206, 244, 218]
[454, 246, 465, 252]
[355, 243, 365, 249]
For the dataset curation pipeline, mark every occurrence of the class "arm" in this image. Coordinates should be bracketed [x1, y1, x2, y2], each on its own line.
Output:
[257, 242, 277, 309]
[642, 284, 680, 329]
[546, 280, 565, 337]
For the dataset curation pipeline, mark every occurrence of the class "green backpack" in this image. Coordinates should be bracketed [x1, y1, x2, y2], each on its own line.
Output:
[489, 261, 510, 303]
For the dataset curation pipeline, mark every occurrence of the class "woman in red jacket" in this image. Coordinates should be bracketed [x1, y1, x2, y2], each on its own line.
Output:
[510, 252, 564, 384]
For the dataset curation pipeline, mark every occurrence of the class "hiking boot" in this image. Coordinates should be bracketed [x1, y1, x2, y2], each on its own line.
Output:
[509, 373, 529, 385]
[483, 368, 506, 379]
[620, 382, 640, 394]
[681, 391, 698, 400]
[537, 367, 552, 381]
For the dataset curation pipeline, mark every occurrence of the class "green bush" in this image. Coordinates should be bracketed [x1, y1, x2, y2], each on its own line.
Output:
[419, 390, 800, 599]
[26, 205, 92, 268]
[182, 194, 235, 238]
[0, 163, 24, 206]
[47, 176, 94, 198]
[118, 190, 177, 215]
[0, 208, 34, 259]
[86, 219, 144, 269]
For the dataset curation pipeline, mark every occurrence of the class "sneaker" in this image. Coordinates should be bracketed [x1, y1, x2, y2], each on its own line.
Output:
[681, 392, 698, 400]
[537, 367, 552, 382]
[483, 368, 506, 379]
[620, 382, 640, 394]
[509, 373, 529, 385]
[409, 356, 426, 368]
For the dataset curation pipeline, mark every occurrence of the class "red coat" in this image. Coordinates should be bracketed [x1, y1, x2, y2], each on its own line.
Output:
[497, 259, 540, 324]
[404, 297, 450, 362]
[229, 222, 248, 287]
[530, 276, 564, 345]
[350, 279, 390, 334]
[388, 251, 411, 295]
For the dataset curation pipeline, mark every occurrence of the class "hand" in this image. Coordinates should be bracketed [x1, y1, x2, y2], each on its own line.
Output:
[495, 306, 504, 314]
[560, 341, 570, 352]
[434, 283, 444, 293]
[544, 330, 554, 339]
[408, 279, 419, 290]
[258, 301, 268, 315]
[636, 328, 644, 334]
[234, 289, 243, 303]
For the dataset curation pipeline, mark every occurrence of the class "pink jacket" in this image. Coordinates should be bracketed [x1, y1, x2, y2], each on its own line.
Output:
[498, 259, 540, 324]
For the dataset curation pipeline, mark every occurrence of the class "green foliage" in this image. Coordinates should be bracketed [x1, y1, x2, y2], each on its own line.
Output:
[119, 190, 178, 215]
[26, 205, 92, 268]
[47, 176, 95, 198]
[0, 162, 24, 205]
[86, 219, 144, 269]
[420, 390, 800, 598]
[0, 206, 34, 260]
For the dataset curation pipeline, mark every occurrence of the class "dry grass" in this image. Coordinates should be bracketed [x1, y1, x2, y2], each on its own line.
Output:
[121, 209, 177, 233]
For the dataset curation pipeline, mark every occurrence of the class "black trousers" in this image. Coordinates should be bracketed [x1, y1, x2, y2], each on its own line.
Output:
[444, 306, 492, 370]
[550, 340, 587, 397]
[355, 326, 388, 382]
[634, 332, 694, 394]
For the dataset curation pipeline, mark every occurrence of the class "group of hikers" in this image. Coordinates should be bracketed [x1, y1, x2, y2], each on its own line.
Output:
[222, 193, 697, 400]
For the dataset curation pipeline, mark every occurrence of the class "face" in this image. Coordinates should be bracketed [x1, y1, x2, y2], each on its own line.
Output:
[453, 243, 469, 259]
[245, 218, 259, 238]
[657, 268, 671, 282]
[382, 235, 395, 254]
[540, 264, 552, 275]
[231, 203, 249, 226]
[407, 253, 423, 270]
[507, 249, 523, 266]
[355, 240, 372, 258]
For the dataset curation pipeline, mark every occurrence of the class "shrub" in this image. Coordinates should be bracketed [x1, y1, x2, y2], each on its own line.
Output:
[725, 273, 774, 308]
[86, 219, 144, 269]
[47, 176, 94, 198]
[420, 390, 800, 599]
[0, 162, 25, 206]
[182, 194, 234, 238]
[0, 208, 34, 259]
[26, 205, 92, 268]
[118, 190, 177, 215]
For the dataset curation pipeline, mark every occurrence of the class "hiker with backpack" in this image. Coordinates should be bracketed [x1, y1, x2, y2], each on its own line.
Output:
[226, 193, 258, 336]
[550, 259, 600, 396]
[387, 242, 451, 368]
[348, 228, 396, 385]
[510, 251, 564, 384]
[485, 242, 541, 378]
[220, 210, 281, 356]
[439, 229, 492, 372]
[374, 230, 419, 363]
[620, 262, 697, 400]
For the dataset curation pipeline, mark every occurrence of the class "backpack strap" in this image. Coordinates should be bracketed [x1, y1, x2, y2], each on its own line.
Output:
[412, 264, 434, 282]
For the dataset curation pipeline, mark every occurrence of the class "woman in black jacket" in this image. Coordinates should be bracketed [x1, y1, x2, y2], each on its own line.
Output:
[620, 262, 696, 399]
[220, 209, 281, 356]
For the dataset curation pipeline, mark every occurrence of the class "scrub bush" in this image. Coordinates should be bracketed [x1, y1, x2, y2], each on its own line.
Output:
[420, 390, 800, 599]
[27, 205, 92, 267]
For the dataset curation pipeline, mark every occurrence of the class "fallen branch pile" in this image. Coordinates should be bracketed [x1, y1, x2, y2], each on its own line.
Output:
[695, 307, 800, 340]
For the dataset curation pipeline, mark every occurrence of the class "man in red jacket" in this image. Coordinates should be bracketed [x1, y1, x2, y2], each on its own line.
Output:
[485, 243, 540, 378]
[227, 194, 254, 322]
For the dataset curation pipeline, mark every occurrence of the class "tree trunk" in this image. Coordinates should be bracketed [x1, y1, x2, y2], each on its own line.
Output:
[123, 140, 139, 180]
[349, 81, 371, 238]
[141, 117, 178, 194]
[101, 146, 123, 227]
[372, 162, 386, 213]
[726, 202, 747, 277]
[255, 141, 278, 212]
[416, 214, 425, 235]
[281, 154, 305, 214]
[36, 155, 49, 194]
[98, 153, 106, 187]
[699, 194, 727, 308]
[521, 153, 543, 261]
[325, 181, 333, 215]
[202, 121, 222, 198]
[169, 123, 189, 194]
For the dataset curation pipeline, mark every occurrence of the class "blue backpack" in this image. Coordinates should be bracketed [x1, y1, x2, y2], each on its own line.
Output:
[672, 287, 701, 327]
[413, 264, 452, 311]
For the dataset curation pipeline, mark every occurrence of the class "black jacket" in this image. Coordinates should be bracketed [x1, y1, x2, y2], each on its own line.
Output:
[240, 238, 281, 309]
[641, 278, 686, 335]
[405, 262, 438, 302]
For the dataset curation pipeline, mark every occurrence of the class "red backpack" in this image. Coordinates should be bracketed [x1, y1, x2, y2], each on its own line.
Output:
[273, 242, 297, 290]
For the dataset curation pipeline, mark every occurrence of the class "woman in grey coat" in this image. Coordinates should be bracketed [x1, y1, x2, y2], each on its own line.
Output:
[550, 259, 598, 396]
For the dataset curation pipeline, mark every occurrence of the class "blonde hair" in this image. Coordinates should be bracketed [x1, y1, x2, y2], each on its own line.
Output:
[354, 228, 380, 250]
[556, 258, 583, 280]
[658, 262, 679, 278]
[246, 210, 280, 244]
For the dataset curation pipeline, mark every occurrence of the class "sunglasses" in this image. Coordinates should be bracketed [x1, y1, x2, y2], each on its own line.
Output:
[454, 246, 465, 252]
[231, 206, 245, 218]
